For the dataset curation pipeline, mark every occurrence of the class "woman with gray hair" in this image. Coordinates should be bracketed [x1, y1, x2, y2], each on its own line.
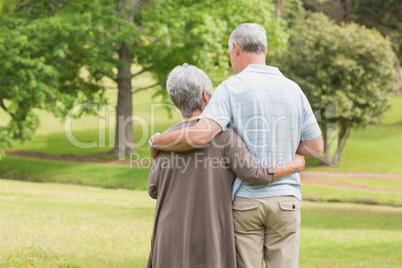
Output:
[146, 64, 304, 268]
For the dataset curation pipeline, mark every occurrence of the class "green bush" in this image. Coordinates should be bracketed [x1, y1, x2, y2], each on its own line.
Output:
[279, 13, 396, 165]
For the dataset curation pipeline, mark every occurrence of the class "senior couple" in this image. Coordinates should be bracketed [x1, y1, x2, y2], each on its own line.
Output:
[146, 23, 323, 268]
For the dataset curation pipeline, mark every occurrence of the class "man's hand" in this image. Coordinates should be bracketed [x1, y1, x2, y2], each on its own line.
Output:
[272, 154, 305, 181]
[292, 154, 305, 173]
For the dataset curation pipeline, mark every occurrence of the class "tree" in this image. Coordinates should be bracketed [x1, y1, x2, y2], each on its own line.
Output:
[278, 13, 396, 165]
[0, 0, 288, 157]
[301, 0, 346, 22]
[275, 0, 306, 29]
[97, 0, 288, 156]
[301, 0, 402, 95]
[351, 0, 402, 95]
[0, 1, 104, 158]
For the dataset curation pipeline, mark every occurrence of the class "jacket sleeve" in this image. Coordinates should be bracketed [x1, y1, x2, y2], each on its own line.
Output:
[223, 129, 275, 186]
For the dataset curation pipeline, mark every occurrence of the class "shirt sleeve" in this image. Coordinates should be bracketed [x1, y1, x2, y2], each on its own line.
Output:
[223, 128, 275, 186]
[198, 82, 232, 131]
[301, 93, 321, 141]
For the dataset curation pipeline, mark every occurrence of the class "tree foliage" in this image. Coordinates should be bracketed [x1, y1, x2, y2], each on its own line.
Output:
[142, 0, 288, 88]
[277, 0, 306, 29]
[279, 13, 396, 165]
[301, 0, 402, 61]
[352, 0, 402, 62]
[300, 0, 402, 94]
[0, 0, 288, 156]
[351, 0, 402, 94]
[0, 1, 104, 157]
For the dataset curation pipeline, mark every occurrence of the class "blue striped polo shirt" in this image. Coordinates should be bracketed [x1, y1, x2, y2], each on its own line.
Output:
[199, 64, 321, 200]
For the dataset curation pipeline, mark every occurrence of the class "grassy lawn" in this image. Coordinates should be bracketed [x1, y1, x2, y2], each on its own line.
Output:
[0, 179, 155, 267]
[0, 156, 150, 190]
[1, 155, 400, 207]
[1, 179, 401, 268]
[300, 202, 402, 267]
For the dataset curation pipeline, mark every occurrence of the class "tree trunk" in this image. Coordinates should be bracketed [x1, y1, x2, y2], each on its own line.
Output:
[276, 0, 286, 19]
[335, 0, 351, 23]
[319, 111, 330, 165]
[109, 46, 137, 156]
[331, 121, 351, 166]
[109, 0, 148, 157]
[396, 62, 402, 95]
[319, 118, 351, 166]
[342, 0, 351, 23]
[391, 44, 402, 95]
[276, 0, 281, 19]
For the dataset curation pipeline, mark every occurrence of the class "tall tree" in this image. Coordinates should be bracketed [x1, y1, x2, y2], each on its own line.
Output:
[76, 0, 287, 156]
[0, 0, 288, 157]
[279, 13, 396, 165]
[106, 0, 148, 156]
[0, 1, 104, 158]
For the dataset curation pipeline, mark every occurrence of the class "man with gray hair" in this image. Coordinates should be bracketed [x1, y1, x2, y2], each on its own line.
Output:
[150, 24, 323, 267]
[147, 63, 305, 268]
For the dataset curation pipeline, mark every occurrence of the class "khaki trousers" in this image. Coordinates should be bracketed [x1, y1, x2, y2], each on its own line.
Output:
[232, 196, 301, 268]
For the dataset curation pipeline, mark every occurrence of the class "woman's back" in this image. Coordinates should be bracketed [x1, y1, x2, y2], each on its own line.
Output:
[147, 120, 237, 268]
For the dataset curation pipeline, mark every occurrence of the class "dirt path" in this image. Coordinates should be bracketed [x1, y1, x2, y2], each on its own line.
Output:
[5, 150, 402, 194]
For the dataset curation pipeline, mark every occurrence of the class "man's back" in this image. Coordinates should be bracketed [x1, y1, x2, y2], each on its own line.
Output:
[199, 64, 321, 199]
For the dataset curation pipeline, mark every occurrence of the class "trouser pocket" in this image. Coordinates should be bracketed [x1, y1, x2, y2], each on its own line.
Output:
[232, 199, 260, 231]
[275, 198, 301, 235]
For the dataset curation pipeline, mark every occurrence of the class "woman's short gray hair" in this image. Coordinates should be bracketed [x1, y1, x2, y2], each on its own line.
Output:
[166, 64, 212, 118]
[228, 23, 267, 55]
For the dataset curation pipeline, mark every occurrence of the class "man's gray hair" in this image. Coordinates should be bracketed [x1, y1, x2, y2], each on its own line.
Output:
[228, 23, 267, 55]
[166, 63, 212, 118]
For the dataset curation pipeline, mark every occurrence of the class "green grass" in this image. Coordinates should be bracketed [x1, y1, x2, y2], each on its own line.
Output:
[0, 156, 150, 190]
[301, 176, 402, 207]
[302, 184, 402, 207]
[0, 179, 155, 267]
[300, 202, 402, 267]
[2, 156, 401, 207]
[1, 179, 401, 267]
